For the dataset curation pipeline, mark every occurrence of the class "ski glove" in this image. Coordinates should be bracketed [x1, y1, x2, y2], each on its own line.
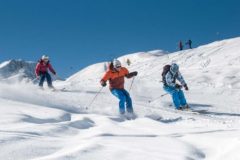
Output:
[132, 71, 138, 76]
[184, 84, 189, 91]
[100, 81, 107, 87]
[126, 71, 138, 78]
[175, 84, 182, 89]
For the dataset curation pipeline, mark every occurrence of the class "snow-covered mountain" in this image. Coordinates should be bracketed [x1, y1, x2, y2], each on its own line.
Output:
[0, 59, 64, 82]
[0, 59, 36, 82]
[65, 37, 240, 92]
[0, 37, 240, 160]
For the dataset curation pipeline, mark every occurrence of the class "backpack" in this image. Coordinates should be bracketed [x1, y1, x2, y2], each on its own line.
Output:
[162, 64, 177, 85]
[162, 65, 171, 78]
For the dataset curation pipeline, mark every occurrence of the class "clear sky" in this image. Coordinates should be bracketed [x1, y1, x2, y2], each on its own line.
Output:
[0, 0, 239, 78]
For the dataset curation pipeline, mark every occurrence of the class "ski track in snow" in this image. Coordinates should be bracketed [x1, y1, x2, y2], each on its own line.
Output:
[0, 37, 240, 160]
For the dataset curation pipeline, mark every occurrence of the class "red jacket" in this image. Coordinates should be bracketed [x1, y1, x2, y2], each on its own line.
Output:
[35, 60, 56, 76]
[101, 67, 130, 90]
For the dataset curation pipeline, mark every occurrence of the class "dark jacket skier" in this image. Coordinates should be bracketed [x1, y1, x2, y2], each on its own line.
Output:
[162, 63, 189, 110]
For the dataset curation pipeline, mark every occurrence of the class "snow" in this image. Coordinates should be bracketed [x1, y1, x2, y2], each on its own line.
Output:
[0, 60, 11, 68]
[0, 37, 240, 159]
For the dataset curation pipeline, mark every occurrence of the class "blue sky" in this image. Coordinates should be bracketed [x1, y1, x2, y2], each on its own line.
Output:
[0, 0, 239, 78]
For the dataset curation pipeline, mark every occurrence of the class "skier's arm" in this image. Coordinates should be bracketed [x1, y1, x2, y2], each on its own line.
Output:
[176, 72, 186, 86]
[101, 71, 111, 82]
[122, 67, 135, 79]
[126, 71, 138, 78]
[35, 63, 41, 77]
[48, 64, 56, 75]
[100, 71, 111, 86]
[176, 72, 189, 90]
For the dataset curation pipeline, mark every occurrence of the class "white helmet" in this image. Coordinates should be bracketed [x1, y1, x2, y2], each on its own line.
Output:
[170, 63, 179, 74]
[42, 55, 49, 61]
[113, 59, 121, 68]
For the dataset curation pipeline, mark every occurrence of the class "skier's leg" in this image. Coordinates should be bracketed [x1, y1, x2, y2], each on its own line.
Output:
[178, 89, 187, 106]
[46, 72, 53, 88]
[163, 86, 181, 109]
[172, 91, 181, 109]
[111, 89, 126, 114]
[39, 73, 46, 87]
[122, 89, 133, 113]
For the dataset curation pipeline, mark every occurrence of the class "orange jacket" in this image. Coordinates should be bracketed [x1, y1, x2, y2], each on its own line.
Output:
[101, 67, 129, 89]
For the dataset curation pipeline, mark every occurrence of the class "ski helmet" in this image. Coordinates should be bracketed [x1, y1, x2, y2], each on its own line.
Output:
[113, 59, 121, 68]
[42, 55, 49, 61]
[170, 63, 179, 74]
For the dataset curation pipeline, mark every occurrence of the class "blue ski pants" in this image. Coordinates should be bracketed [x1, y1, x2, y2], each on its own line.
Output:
[111, 89, 133, 114]
[39, 72, 53, 88]
[163, 85, 187, 109]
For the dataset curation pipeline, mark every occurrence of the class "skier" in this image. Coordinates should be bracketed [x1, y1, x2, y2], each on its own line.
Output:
[100, 59, 138, 116]
[35, 55, 56, 89]
[186, 39, 192, 49]
[126, 58, 131, 66]
[162, 63, 189, 110]
[104, 62, 108, 71]
[179, 41, 184, 50]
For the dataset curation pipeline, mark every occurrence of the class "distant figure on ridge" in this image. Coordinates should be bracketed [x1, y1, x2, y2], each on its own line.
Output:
[179, 41, 184, 51]
[126, 58, 131, 66]
[185, 39, 192, 49]
[104, 62, 108, 71]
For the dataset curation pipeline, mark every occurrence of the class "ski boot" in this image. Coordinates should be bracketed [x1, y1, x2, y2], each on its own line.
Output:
[183, 104, 190, 110]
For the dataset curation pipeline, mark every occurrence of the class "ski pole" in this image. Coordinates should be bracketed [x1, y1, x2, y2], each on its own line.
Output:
[160, 93, 168, 97]
[30, 78, 38, 84]
[85, 87, 104, 110]
[148, 93, 168, 103]
[129, 76, 135, 92]
[32, 77, 39, 81]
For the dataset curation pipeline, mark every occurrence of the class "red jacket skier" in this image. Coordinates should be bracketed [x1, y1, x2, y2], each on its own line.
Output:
[35, 55, 56, 88]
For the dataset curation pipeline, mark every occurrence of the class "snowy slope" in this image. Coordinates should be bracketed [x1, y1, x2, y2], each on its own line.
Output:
[0, 37, 240, 160]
